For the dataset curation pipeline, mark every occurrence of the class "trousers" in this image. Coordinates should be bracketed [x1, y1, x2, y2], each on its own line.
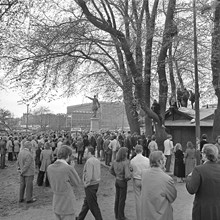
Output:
[133, 179, 142, 220]
[78, 184, 103, 220]
[165, 155, 172, 172]
[19, 175, 34, 201]
[114, 179, 127, 220]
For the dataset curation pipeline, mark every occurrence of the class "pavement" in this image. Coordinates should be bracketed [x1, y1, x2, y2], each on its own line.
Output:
[98, 156, 194, 220]
[1, 152, 194, 220]
[73, 151, 194, 220]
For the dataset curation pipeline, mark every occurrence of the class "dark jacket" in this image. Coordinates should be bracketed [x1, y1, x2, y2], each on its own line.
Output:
[186, 161, 220, 220]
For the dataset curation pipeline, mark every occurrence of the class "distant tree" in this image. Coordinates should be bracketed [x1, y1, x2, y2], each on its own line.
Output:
[33, 106, 50, 130]
[1, 0, 216, 147]
[0, 108, 12, 131]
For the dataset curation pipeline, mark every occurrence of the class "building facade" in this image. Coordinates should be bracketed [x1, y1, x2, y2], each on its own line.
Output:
[67, 101, 129, 131]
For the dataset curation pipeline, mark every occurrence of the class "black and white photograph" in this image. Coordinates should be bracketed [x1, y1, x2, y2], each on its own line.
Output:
[1, 0, 220, 220]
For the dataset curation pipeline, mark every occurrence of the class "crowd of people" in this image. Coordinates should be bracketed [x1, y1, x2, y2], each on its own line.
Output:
[1, 130, 220, 220]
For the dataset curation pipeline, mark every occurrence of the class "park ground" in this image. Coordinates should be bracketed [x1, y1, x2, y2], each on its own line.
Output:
[0, 158, 194, 220]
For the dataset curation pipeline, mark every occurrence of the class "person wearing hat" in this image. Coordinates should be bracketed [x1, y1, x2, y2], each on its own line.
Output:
[17, 141, 36, 203]
[186, 144, 220, 220]
[140, 151, 177, 220]
[130, 145, 150, 220]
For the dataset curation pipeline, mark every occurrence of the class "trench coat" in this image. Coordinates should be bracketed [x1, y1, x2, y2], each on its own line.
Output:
[140, 167, 177, 220]
[40, 149, 53, 172]
[186, 161, 220, 220]
[47, 161, 81, 215]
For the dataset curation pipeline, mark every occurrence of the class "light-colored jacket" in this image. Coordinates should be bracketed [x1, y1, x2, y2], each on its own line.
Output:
[40, 149, 53, 172]
[83, 156, 101, 187]
[148, 140, 158, 153]
[6, 140, 13, 152]
[47, 161, 81, 215]
[130, 154, 150, 179]
[17, 148, 35, 176]
[141, 167, 177, 220]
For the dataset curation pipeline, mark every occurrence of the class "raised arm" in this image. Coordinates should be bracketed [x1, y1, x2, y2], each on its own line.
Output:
[86, 96, 93, 101]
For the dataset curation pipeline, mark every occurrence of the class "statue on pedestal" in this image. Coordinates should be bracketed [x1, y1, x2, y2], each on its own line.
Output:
[86, 95, 100, 118]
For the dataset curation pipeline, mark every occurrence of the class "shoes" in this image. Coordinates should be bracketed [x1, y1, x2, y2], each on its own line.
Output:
[26, 198, 37, 203]
[19, 199, 24, 203]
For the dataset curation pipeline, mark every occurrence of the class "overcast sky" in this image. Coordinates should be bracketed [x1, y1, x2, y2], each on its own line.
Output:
[0, 89, 86, 118]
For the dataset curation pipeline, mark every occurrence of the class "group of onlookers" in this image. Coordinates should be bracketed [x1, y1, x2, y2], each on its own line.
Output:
[2, 130, 220, 220]
[109, 132, 220, 220]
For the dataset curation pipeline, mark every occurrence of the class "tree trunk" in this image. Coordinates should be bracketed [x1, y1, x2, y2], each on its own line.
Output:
[143, 0, 159, 135]
[123, 81, 140, 134]
[174, 59, 184, 90]
[145, 116, 153, 136]
[168, 44, 176, 96]
[212, 0, 220, 140]
[157, 0, 176, 121]
[154, 123, 167, 151]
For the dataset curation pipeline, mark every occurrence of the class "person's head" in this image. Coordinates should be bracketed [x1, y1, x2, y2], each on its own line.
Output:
[149, 151, 166, 169]
[116, 147, 128, 162]
[202, 144, 218, 162]
[167, 134, 172, 140]
[175, 143, 182, 151]
[57, 145, 73, 163]
[151, 135, 156, 141]
[24, 141, 32, 151]
[112, 135, 117, 140]
[216, 135, 220, 144]
[202, 134, 207, 140]
[84, 146, 95, 159]
[44, 142, 51, 150]
[135, 145, 143, 154]
[187, 141, 194, 149]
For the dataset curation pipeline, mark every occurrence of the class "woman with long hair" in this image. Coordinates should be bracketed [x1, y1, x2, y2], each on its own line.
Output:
[110, 147, 131, 220]
[184, 141, 196, 176]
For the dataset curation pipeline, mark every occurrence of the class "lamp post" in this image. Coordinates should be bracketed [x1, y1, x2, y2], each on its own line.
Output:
[193, 0, 200, 142]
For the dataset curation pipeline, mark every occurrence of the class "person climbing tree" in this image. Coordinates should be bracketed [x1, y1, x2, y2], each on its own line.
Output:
[151, 100, 162, 124]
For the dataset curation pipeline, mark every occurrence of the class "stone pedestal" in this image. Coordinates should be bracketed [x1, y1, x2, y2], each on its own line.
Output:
[90, 118, 100, 132]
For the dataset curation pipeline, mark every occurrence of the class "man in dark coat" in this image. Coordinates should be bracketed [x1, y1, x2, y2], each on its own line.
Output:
[0, 136, 7, 169]
[186, 144, 220, 220]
